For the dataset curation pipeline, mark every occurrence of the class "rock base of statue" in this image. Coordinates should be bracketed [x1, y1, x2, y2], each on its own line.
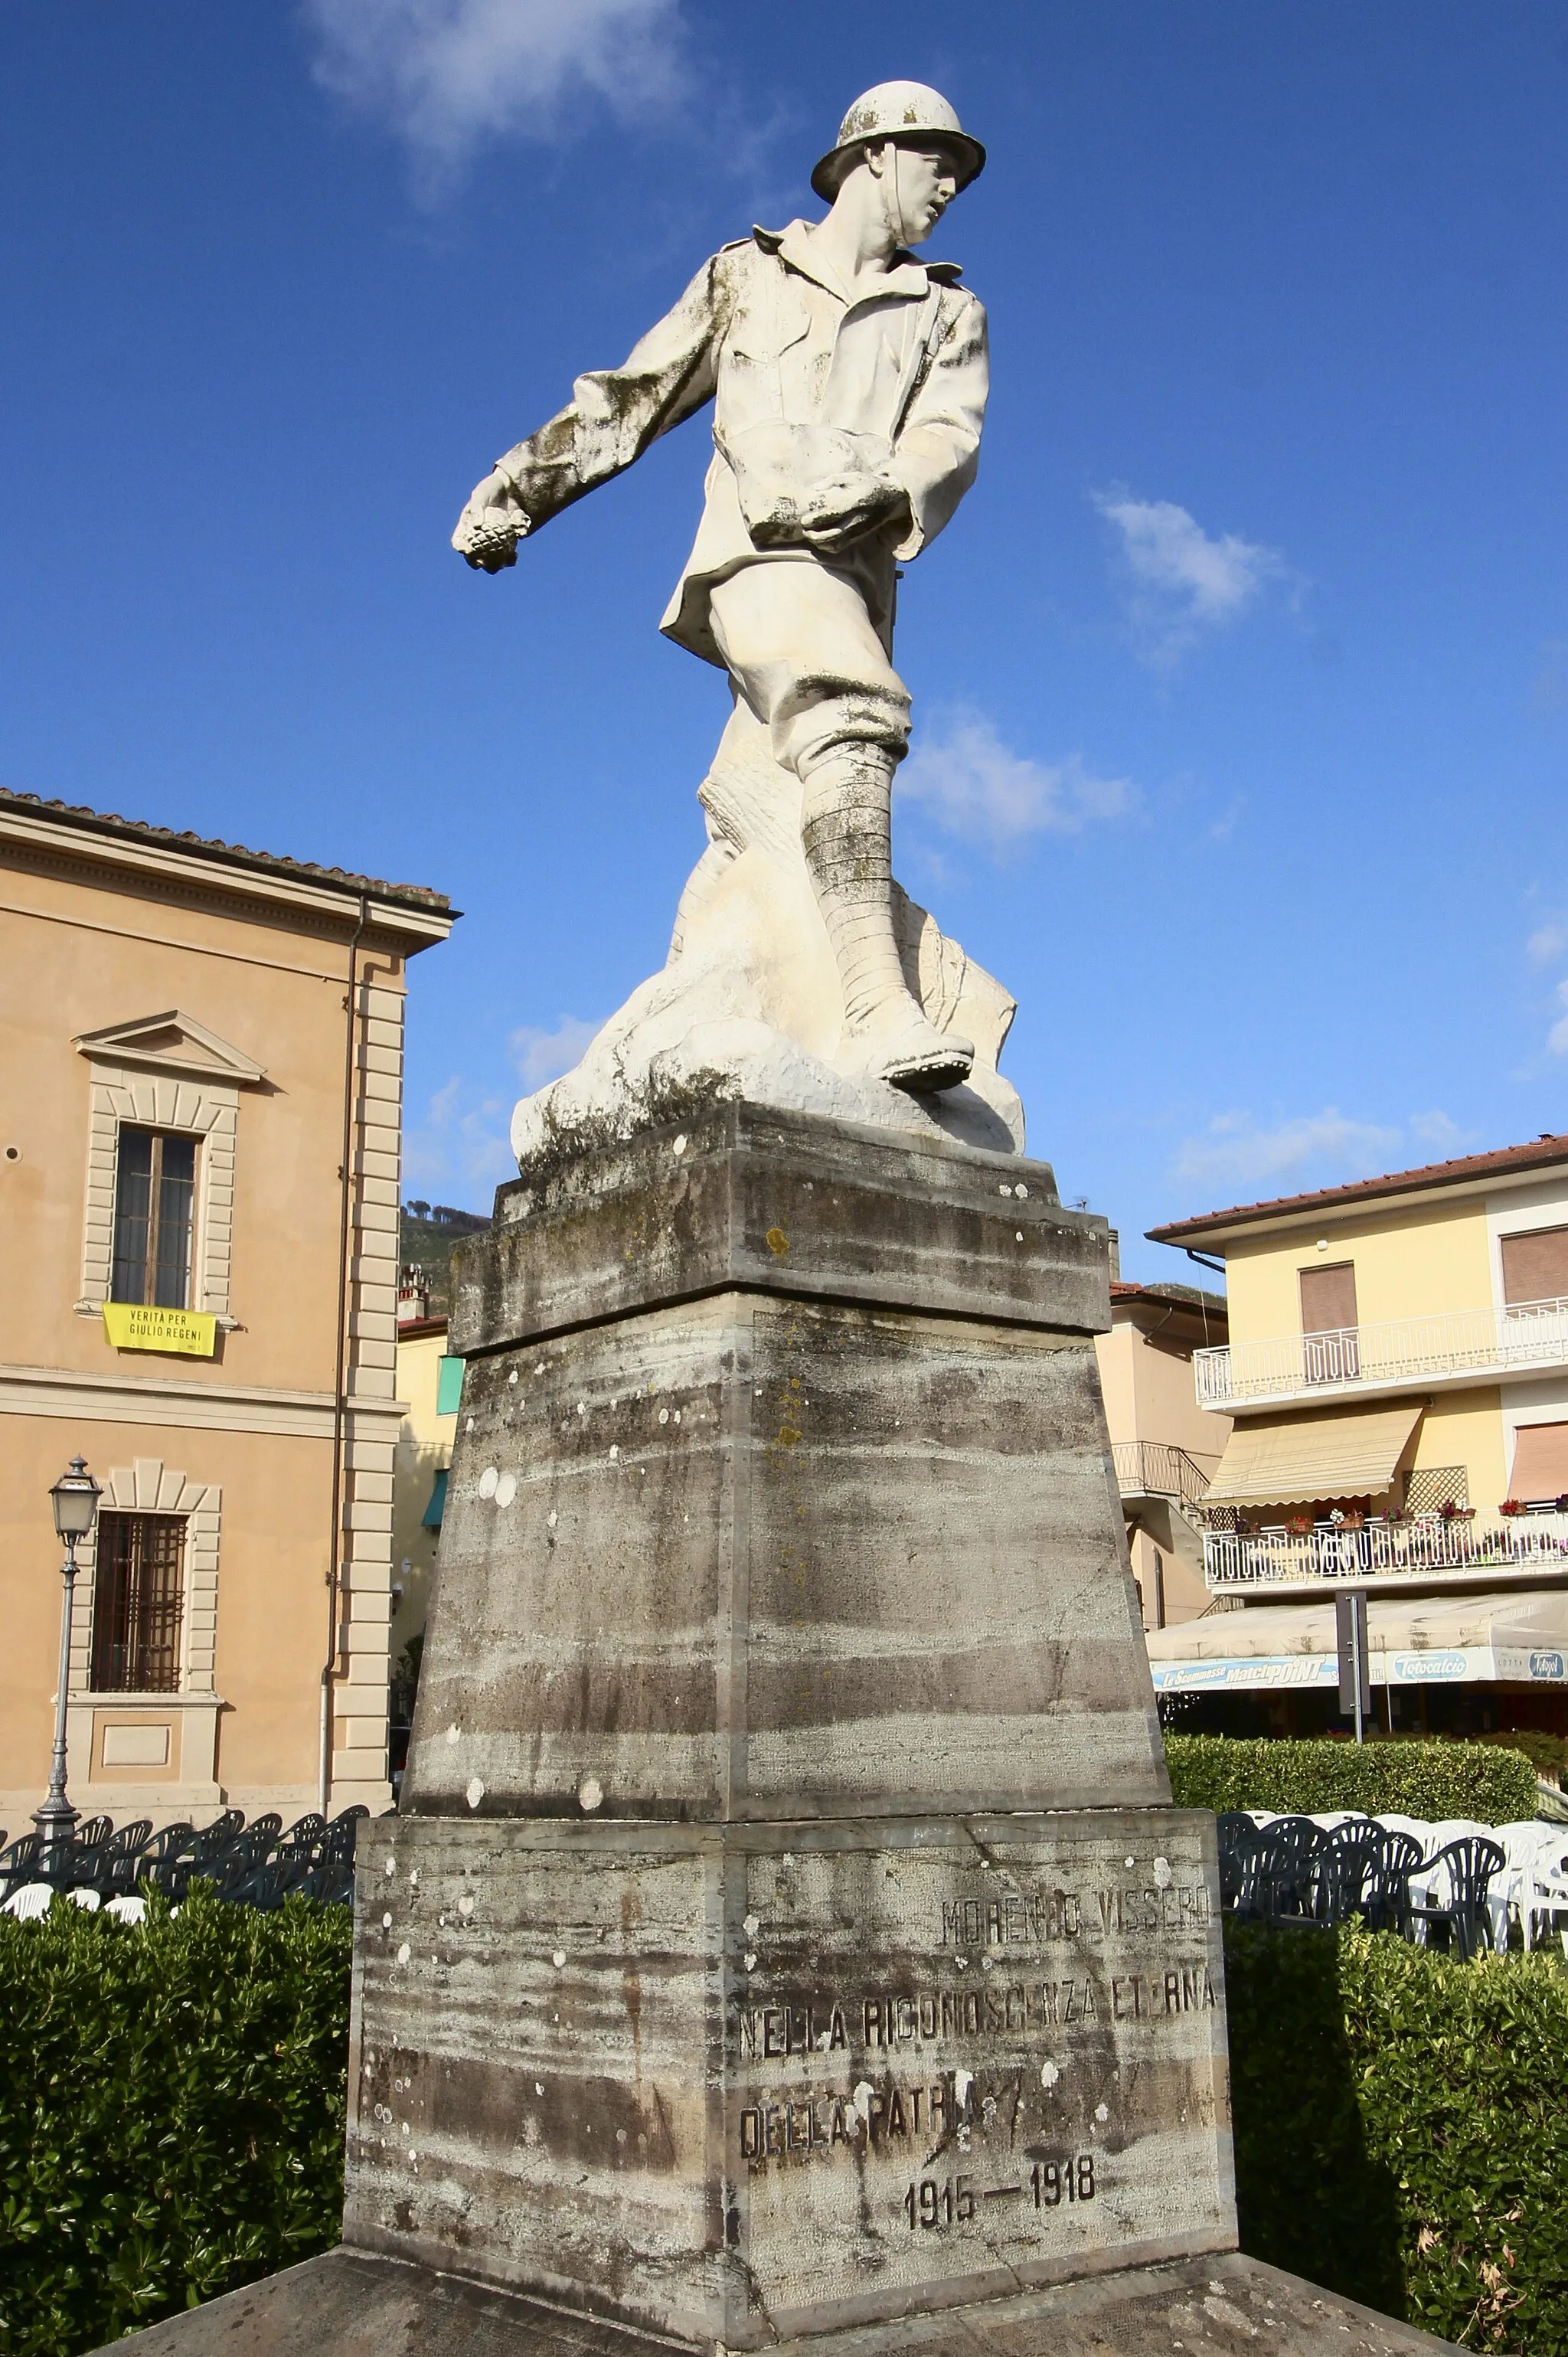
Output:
[508, 707, 1027, 1165]
[94, 1103, 1454, 2357]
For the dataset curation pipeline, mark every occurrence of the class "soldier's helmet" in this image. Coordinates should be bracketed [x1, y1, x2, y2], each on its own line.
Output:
[810, 81, 986, 202]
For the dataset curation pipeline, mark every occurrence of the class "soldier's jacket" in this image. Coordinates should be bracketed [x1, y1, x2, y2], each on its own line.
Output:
[493, 221, 989, 667]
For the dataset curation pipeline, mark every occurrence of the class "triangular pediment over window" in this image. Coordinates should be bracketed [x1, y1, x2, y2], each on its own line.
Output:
[74, 1009, 266, 1086]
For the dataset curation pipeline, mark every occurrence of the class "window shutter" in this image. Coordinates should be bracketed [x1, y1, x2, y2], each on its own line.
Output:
[1501, 1226, 1568, 1306]
[1299, 1263, 1358, 1332]
[1508, 1422, 1568, 1504]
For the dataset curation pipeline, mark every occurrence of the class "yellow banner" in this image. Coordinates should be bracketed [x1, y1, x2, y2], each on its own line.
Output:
[103, 1302, 217, 1357]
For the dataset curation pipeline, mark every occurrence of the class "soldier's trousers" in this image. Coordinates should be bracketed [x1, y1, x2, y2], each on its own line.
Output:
[706, 557, 910, 782]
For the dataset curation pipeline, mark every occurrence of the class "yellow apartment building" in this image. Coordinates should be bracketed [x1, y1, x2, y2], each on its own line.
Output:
[1095, 1274, 1230, 1633]
[0, 789, 453, 1832]
[1142, 1136, 1568, 1738]
[388, 1310, 463, 1783]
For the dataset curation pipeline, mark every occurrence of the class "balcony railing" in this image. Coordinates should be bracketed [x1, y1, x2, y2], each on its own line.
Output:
[1194, 1296, 1568, 1411]
[1204, 1509, 1568, 1588]
[1111, 1441, 1213, 1518]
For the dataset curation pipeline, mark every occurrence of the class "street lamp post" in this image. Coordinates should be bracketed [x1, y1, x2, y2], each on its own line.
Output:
[34, 1455, 102, 1869]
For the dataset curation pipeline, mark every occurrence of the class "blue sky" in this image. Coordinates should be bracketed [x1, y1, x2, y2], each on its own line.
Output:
[5, 3, 1568, 1281]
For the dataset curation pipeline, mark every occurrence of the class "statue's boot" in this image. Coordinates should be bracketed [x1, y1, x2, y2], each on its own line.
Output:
[800, 747, 975, 1094]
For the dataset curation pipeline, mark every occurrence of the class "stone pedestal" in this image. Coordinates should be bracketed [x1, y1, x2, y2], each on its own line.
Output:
[341, 1104, 1233, 2347]
[101, 1103, 1455, 2356]
[405, 1103, 1166, 1826]
[345, 1809, 1230, 2349]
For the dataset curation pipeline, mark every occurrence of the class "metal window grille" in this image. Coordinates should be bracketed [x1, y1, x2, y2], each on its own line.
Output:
[1403, 1465, 1469, 1516]
[111, 1127, 197, 1309]
[90, 1511, 186, 1694]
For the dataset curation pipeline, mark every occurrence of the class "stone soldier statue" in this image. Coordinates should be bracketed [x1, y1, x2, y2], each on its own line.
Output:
[454, 83, 996, 1109]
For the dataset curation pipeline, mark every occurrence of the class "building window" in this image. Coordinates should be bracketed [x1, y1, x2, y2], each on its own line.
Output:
[1508, 1424, 1568, 1505]
[90, 1511, 185, 1693]
[112, 1128, 197, 1308]
[436, 1355, 465, 1415]
[1299, 1261, 1359, 1382]
[1501, 1225, 1568, 1306]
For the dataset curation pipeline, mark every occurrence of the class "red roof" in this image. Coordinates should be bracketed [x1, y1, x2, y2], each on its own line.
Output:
[1148, 1134, 1568, 1245]
[0, 786, 451, 914]
[1110, 1278, 1228, 1325]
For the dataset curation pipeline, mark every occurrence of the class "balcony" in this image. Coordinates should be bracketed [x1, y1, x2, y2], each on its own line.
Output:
[1204, 1509, 1568, 1590]
[1111, 1440, 1213, 1517]
[1193, 1296, 1568, 1412]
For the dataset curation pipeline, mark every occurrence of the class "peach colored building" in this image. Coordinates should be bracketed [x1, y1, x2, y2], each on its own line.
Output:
[0, 789, 452, 1832]
[1095, 1275, 1230, 1633]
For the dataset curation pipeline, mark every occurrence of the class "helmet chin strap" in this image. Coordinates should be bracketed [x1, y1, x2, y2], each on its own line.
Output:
[880, 140, 911, 249]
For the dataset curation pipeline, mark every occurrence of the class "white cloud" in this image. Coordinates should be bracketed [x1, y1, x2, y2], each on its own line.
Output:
[1173, 1108, 1404, 1193]
[1407, 1109, 1475, 1152]
[897, 710, 1135, 854]
[303, 0, 684, 185]
[1547, 979, 1568, 1058]
[511, 1013, 601, 1089]
[1527, 920, 1568, 968]
[1093, 489, 1285, 664]
[402, 1074, 515, 1197]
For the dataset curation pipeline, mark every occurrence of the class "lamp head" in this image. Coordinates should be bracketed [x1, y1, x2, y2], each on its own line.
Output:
[51, 1455, 102, 1542]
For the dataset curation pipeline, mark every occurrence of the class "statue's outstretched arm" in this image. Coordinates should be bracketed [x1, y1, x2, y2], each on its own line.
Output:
[453, 257, 726, 570]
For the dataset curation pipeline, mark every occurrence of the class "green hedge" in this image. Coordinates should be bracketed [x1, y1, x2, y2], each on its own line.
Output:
[0, 1885, 350, 2357]
[1166, 1733, 1538, 1825]
[1227, 1918, 1568, 2351]
[6, 1865, 1568, 2355]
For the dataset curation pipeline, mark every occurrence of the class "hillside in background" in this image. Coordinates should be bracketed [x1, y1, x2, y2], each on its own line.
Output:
[399, 1201, 489, 1318]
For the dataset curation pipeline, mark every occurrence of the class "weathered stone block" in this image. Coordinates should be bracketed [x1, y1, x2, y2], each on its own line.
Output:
[100, 2244, 1459, 2357]
[449, 1103, 1106, 1352]
[345, 1809, 1232, 2350]
[407, 1109, 1162, 1823]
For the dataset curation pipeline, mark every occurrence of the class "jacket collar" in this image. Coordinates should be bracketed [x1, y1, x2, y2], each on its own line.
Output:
[753, 221, 962, 301]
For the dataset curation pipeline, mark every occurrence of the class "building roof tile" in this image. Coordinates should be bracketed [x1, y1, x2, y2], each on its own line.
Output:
[0, 786, 451, 913]
[1147, 1134, 1568, 1245]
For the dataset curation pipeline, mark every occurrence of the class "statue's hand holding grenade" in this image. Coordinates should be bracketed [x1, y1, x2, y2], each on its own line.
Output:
[452, 472, 531, 573]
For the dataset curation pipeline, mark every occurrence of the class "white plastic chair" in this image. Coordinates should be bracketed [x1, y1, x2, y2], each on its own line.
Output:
[1499, 1826, 1568, 1952]
[104, 1894, 146, 1924]
[68, 1886, 100, 1911]
[2, 1882, 55, 1920]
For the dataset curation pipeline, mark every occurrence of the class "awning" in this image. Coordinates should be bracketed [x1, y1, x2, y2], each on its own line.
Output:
[1145, 1587, 1568, 1694]
[422, 1467, 449, 1529]
[1205, 1401, 1423, 1509]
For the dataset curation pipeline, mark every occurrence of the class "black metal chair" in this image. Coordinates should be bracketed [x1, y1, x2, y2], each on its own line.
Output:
[190, 1813, 282, 1901]
[1258, 1816, 1332, 1924]
[187, 1809, 247, 1865]
[1356, 1828, 1425, 1937]
[302, 1806, 368, 1904]
[1223, 1824, 1288, 1921]
[64, 1819, 120, 1894]
[0, 1832, 44, 1900]
[90, 1819, 155, 1898]
[136, 1821, 198, 1896]
[1409, 1836, 1506, 1959]
[1318, 1818, 1384, 1923]
[230, 1850, 317, 1911]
